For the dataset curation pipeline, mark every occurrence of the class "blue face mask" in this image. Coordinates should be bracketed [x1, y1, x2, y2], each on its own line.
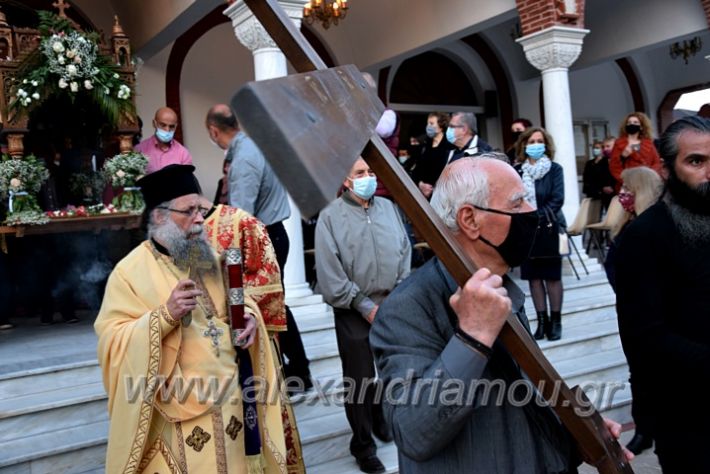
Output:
[425, 125, 438, 138]
[445, 127, 456, 144]
[156, 128, 174, 143]
[525, 143, 546, 160]
[350, 176, 377, 200]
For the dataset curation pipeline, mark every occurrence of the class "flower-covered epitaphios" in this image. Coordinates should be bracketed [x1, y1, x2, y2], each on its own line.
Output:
[10, 11, 134, 125]
[102, 151, 147, 213]
[0, 155, 50, 225]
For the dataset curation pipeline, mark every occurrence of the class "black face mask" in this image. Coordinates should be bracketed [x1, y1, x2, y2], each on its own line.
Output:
[511, 131, 522, 143]
[625, 124, 641, 135]
[472, 205, 540, 268]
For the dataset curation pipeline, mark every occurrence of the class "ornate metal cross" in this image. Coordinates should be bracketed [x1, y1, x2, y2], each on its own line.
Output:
[203, 320, 224, 357]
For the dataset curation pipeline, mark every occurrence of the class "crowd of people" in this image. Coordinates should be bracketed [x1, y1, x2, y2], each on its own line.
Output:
[4, 86, 704, 473]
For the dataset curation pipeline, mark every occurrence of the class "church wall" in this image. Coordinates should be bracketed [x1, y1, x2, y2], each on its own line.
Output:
[180, 23, 255, 202]
[134, 43, 172, 144]
[578, 0, 707, 68]
[569, 61, 633, 141]
[72, 0, 117, 36]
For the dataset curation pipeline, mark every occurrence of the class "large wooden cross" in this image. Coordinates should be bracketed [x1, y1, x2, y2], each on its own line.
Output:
[234, 1, 633, 472]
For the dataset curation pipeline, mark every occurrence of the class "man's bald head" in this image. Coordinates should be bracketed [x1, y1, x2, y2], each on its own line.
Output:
[206, 104, 239, 150]
[206, 104, 238, 132]
[155, 107, 177, 123]
[152, 107, 179, 144]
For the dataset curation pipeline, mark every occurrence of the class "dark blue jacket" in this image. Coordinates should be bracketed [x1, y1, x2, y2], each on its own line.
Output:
[449, 136, 493, 163]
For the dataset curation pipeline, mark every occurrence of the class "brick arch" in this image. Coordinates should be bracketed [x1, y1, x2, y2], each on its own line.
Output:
[516, 0, 586, 36]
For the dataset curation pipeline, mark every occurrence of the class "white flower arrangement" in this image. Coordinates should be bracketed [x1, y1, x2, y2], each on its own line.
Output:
[0, 154, 50, 226]
[103, 151, 147, 188]
[102, 152, 148, 213]
[10, 12, 135, 126]
[43, 32, 98, 83]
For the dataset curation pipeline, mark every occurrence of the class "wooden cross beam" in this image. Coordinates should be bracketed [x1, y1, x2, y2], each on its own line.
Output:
[237, 1, 633, 472]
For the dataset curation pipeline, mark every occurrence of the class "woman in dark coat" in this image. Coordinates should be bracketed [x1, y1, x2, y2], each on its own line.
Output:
[410, 112, 454, 199]
[514, 127, 565, 341]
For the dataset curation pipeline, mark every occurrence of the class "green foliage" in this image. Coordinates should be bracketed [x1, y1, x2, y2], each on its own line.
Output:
[102, 151, 148, 187]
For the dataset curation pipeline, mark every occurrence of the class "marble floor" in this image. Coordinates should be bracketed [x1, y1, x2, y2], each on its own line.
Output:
[0, 312, 98, 377]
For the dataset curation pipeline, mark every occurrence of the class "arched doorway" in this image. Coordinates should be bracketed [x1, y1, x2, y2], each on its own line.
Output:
[657, 82, 710, 134]
[388, 51, 479, 147]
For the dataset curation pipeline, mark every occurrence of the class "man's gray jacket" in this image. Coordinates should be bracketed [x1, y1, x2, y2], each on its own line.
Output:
[370, 258, 578, 473]
[227, 131, 290, 226]
[315, 191, 411, 317]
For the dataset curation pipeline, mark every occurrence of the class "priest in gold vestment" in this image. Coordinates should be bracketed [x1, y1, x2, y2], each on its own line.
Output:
[95, 165, 288, 474]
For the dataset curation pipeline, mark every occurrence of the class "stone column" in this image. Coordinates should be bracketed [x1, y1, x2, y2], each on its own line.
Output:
[225, 0, 313, 299]
[517, 26, 589, 224]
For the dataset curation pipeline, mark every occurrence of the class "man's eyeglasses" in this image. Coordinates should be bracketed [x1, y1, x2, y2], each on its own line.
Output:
[157, 206, 212, 218]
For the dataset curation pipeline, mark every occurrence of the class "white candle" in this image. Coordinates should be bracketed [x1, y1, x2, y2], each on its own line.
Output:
[91, 154, 96, 172]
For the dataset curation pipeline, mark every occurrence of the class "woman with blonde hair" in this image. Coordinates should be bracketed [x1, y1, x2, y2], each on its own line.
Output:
[609, 112, 662, 192]
[605, 165, 663, 456]
[609, 166, 665, 238]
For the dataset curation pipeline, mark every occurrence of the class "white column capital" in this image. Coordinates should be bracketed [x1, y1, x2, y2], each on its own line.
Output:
[516, 26, 589, 72]
[225, 0, 309, 52]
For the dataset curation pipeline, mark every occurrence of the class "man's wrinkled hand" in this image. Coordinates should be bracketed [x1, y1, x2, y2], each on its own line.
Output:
[166, 279, 203, 322]
[449, 268, 511, 348]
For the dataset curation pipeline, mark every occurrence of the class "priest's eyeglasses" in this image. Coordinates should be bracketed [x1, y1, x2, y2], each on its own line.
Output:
[157, 206, 212, 218]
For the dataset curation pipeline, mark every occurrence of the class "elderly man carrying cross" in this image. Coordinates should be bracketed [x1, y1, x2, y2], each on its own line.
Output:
[370, 157, 632, 473]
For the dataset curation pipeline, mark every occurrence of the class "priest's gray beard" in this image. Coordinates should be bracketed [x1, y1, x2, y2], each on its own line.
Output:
[665, 191, 710, 247]
[151, 218, 217, 274]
